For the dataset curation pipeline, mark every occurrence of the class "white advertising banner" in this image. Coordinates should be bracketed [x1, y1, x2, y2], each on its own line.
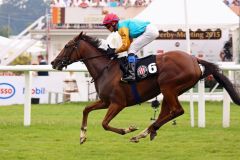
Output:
[65, 7, 103, 24]
[0, 73, 95, 106]
[0, 76, 64, 105]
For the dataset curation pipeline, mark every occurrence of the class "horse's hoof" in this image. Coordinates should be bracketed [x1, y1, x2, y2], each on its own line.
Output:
[130, 137, 139, 143]
[80, 137, 87, 144]
[150, 130, 157, 141]
[129, 125, 139, 132]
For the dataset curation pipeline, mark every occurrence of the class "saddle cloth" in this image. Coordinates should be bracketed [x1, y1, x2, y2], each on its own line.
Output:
[118, 55, 158, 81]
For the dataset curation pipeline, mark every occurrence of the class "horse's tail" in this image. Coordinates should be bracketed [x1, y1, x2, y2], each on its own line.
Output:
[197, 58, 240, 105]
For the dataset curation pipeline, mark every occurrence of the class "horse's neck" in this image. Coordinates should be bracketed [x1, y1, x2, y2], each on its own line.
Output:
[81, 42, 110, 80]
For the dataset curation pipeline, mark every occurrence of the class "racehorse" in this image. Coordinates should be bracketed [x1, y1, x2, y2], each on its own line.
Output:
[51, 32, 240, 144]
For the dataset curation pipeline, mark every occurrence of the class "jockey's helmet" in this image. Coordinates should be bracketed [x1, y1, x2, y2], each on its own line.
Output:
[103, 13, 119, 25]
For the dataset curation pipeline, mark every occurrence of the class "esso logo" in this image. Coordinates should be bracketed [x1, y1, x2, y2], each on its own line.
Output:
[0, 83, 16, 99]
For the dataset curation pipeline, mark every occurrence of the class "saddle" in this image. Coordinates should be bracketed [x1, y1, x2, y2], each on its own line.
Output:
[118, 55, 158, 82]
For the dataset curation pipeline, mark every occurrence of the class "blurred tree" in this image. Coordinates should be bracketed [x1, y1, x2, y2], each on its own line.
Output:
[10, 52, 32, 65]
[0, 25, 11, 37]
[0, 0, 49, 35]
[10, 52, 32, 75]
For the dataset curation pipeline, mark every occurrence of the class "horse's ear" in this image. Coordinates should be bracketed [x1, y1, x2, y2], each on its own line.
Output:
[79, 31, 83, 38]
[75, 32, 83, 41]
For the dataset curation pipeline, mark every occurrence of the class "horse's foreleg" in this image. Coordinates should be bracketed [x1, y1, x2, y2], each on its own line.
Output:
[102, 103, 136, 135]
[80, 100, 107, 144]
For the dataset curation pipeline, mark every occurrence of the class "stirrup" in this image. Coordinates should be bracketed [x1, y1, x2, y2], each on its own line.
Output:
[120, 77, 128, 83]
[120, 76, 136, 83]
[121, 76, 135, 82]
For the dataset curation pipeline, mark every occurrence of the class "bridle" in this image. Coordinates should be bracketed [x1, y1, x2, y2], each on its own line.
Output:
[54, 40, 80, 67]
[56, 38, 116, 83]
[56, 39, 108, 66]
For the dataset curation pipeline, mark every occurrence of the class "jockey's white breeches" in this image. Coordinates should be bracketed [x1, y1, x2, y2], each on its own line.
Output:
[128, 23, 159, 54]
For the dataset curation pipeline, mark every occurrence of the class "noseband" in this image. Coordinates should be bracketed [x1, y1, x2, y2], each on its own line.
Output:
[54, 40, 80, 67]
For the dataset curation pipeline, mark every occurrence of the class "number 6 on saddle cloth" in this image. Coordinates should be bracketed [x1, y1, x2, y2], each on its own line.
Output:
[118, 55, 158, 81]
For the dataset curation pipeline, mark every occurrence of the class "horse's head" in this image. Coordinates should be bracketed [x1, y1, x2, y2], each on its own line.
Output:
[51, 32, 83, 71]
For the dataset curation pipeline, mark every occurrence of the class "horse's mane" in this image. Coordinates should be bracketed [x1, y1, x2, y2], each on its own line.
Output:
[80, 34, 107, 54]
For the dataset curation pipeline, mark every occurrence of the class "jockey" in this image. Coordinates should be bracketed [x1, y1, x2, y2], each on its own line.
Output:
[103, 13, 159, 82]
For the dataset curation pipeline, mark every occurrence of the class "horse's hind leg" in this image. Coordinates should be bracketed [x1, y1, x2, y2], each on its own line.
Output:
[148, 93, 184, 140]
[80, 100, 107, 144]
[130, 99, 170, 142]
[130, 90, 184, 142]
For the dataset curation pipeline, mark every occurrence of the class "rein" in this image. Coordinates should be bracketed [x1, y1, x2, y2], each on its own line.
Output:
[78, 54, 115, 83]
[90, 59, 114, 83]
[78, 54, 107, 62]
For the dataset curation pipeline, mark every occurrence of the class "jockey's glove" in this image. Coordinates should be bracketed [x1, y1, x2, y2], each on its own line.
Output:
[107, 46, 117, 59]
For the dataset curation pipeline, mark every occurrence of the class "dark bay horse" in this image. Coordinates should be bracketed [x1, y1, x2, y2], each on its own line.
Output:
[51, 32, 240, 144]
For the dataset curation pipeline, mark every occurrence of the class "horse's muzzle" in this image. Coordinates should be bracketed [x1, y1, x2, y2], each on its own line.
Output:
[51, 61, 64, 71]
[51, 61, 55, 68]
[51, 61, 57, 69]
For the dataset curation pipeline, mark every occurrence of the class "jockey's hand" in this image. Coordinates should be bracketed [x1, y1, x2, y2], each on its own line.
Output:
[107, 45, 117, 59]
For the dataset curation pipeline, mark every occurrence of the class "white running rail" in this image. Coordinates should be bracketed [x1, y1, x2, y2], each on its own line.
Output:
[0, 63, 239, 127]
[0, 64, 87, 126]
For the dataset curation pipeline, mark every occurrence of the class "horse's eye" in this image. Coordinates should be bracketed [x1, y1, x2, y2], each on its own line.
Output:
[65, 45, 69, 48]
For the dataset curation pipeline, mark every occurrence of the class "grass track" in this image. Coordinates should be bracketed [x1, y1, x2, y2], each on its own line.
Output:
[0, 102, 240, 160]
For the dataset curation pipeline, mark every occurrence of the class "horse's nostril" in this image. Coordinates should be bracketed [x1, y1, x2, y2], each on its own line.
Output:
[51, 61, 54, 65]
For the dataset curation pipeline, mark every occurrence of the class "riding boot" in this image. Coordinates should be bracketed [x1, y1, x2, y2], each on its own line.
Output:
[121, 53, 136, 82]
[122, 62, 136, 82]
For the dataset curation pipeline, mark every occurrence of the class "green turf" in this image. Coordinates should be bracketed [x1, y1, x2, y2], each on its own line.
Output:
[0, 101, 240, 160]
